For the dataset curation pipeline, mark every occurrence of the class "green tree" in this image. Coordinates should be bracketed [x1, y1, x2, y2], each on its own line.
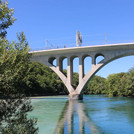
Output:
[124, 68, 134, 96]
[0, 32, 38, 134]
[105, 72, 128, 96]
[25, 62, 68, 96]
[0, 0, 38, 133]
[0, 0, 16, 38]
[84, 75, 106, 94]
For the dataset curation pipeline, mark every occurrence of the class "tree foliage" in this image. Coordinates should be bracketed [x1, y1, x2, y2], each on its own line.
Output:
[0, 32, 31, 96]
[24, 62, 68, 96]
[0, 0, 38, 133]
[0, 32, 38, 134]
[0, 0, 16, 38]
[84, 75, 106, 95]
[22, 62, 134, 98]
[104, 70, 134, 97]
[83, 70, 134, 97]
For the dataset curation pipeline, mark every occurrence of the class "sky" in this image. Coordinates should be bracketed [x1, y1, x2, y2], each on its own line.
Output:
[6, 0, 134, 78]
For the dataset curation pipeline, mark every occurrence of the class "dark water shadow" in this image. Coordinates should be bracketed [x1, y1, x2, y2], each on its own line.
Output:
[53, 100, 104, 134]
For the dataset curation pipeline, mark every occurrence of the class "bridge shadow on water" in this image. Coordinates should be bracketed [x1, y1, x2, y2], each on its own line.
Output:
[53, 100, 103, 134]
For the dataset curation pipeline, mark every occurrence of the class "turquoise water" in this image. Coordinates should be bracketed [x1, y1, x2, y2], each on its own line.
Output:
[30, 95, 134, 134]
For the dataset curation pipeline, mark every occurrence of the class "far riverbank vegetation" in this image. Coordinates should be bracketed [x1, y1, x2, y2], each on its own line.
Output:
[25, 62, 134, 97]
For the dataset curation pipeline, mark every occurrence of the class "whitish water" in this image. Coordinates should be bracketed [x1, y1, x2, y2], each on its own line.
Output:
[29, 95, 134, 134]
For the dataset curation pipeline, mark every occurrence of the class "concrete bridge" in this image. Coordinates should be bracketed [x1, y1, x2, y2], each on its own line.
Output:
[30, 43, 134, 100]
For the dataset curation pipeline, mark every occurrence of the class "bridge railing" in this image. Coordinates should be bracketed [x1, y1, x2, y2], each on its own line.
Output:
[30, 41, 134, 51]
[30, 33, 134, 52]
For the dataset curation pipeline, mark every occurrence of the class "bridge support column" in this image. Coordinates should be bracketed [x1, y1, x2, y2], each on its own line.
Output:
[92, 55, 95, 65]
[79, 56, 84, 83]
[69, 93, 83, 100]
[58, 57, 63, 72]
[67, 57, 73, 86]
[67, 56, 84, 100]
[56, 57, 60, 70]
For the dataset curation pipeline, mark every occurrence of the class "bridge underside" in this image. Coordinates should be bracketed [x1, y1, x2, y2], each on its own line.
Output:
[31, 43, 134, 100]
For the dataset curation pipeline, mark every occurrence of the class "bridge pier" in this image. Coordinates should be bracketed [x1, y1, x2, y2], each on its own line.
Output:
[69, 93, 83, 100]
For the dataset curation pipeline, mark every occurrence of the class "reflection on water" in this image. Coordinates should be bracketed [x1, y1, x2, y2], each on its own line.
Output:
[31, 95, 134, 134]
[54, 100, 102, 134]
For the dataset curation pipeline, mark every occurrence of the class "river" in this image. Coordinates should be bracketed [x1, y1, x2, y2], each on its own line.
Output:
[29, 95, 134, 134]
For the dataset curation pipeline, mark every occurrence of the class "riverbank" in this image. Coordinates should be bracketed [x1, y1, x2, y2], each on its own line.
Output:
[30, 95, 68, 99]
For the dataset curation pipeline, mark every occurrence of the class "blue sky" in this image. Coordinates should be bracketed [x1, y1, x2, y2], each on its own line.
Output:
[7, 0, 134, 78]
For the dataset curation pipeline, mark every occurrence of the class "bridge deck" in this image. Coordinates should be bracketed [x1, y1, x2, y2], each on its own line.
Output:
[30, 43, 134, 56]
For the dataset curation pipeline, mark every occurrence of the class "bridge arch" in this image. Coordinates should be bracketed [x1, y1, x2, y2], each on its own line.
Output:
[62, 57, 67, 70]
[76, 51, 134, 95]
[70, 55, 79, 60]
[82, 54, 91, 60]
[82, 54, 92, 76]
[48, 56, 56, 66]
[59, 56, 67, 73]
[95, 53, 105, 64]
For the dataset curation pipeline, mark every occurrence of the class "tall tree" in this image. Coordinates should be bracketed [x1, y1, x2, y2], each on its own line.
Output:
[0, 1, 38, 133]
[0, 32, 38, 134]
